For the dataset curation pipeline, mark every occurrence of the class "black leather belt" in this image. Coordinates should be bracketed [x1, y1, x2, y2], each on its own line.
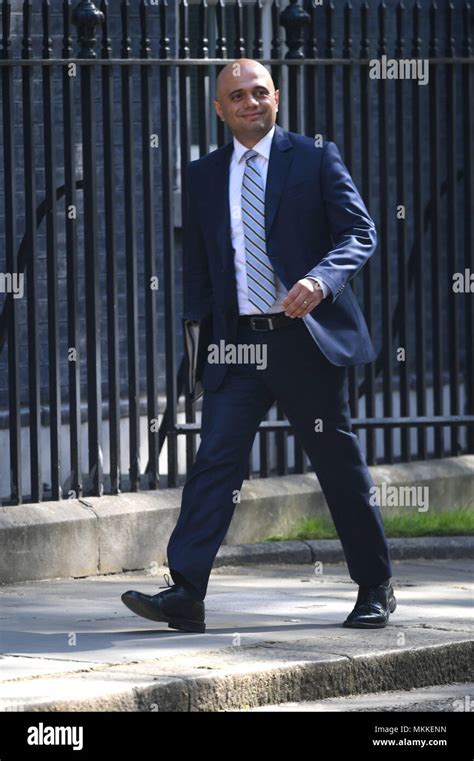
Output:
[238, 311, 298, 331]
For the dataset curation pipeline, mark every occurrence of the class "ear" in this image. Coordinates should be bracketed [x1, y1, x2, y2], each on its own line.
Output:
[213, 99, 225, 123]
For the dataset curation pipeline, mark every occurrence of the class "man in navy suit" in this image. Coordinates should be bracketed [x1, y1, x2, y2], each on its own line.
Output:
[122, 59, 397, 633]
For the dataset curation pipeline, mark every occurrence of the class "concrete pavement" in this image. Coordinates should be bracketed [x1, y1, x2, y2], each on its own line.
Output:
[0, 558, 472, 711]
[245, 682, 474, 711]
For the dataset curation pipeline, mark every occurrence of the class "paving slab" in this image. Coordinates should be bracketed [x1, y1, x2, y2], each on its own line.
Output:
[0, 559, 472, 711]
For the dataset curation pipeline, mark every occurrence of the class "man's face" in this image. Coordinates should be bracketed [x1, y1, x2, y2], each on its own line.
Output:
[214, 67, 279, 145]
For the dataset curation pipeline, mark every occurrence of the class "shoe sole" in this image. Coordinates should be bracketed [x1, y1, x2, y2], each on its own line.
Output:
[168, 619, 206, 633]
[121, 593, 206, 633]
[342, 596, 397, 629]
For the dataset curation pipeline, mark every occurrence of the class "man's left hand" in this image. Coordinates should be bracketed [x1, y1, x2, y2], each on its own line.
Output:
[282, 278, 324, 318]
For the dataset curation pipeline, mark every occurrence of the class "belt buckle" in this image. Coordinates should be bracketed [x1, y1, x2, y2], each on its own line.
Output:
[250, 316, 273, 331]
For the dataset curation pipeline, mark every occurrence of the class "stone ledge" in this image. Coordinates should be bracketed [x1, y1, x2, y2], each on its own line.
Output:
[1, 642, 472, 712]
[0, 455, 472, 584]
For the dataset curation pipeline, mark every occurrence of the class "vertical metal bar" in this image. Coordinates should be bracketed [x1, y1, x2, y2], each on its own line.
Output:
[342, 1, 353, 187]
[215, 0, 227, 59]
[120, 0, 140, 491]
[462, 0, 474, 454]
[100, 0, 121, 494]
[276, 4, 299, 475]
[2, 0, 21, 504]
[233, 0, 245, 59]
[394, 1, 410, 462]
[21, 0, 42, 502]
[42, 0, 61, 499]
[62, 0, 82, 498]
[258, 423, 269, 478]
[429, 1, 443, 458]
[280, 0, 303, 137]
[412, 1, 427, 460]
[72, 0, 104, 496]
[160, 0, 178, 485]
[178, 0, 197, 477]
[270, 0, 282, 93]
[280, 2, 312, 469]
[215, 0, 227, 148]
[294, 437, 306, 474]
[377, 1, 393, 463]
[360, 0, 376, 464]
[197, 0, 210, 157]
[343, 2, 359, 424]
[253, 0, 263, 59]
[325, 0, 335, 140]
[276, 401, 288, 476]
[304, 0, 319, 139]
[287, 66, 300, 134]
[445, 1, 460, 456]
[272, 0, 287, 466]
[140, 0, 159, 489]
[266, 0, 281, 479]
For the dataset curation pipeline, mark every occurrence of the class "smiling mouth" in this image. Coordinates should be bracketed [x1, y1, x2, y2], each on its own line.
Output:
[241, 113, 262, 119]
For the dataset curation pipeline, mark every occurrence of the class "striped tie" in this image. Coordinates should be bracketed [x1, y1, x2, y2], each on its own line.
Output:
[241, 148, 277, 312]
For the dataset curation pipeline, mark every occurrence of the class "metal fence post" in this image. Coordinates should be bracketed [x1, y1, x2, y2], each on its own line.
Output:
[72, 1, 105, 495]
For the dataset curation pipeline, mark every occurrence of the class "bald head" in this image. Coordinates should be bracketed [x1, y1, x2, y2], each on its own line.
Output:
[213, 58, 279, 148]
[215, 59, 275, 100]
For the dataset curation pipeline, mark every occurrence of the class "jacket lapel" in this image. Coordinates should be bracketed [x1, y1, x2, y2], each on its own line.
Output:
[264, 124, 293, 239]
[211, 141, 233, 270]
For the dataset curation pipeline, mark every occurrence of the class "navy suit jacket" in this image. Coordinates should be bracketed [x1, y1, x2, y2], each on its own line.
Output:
[183, 124, 377, 393]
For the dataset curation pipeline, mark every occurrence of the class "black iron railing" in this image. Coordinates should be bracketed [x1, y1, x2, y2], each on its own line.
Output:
[0, 0, 473, 505]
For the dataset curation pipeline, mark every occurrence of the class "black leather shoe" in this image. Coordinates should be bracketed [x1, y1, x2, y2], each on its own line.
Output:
[121, 576, 205, 633]
[343, 580, 397, 628]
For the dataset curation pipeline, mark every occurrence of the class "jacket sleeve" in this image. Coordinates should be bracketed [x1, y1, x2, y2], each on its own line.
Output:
[304, 141, 377, 304]
[182, 161, 214, 321]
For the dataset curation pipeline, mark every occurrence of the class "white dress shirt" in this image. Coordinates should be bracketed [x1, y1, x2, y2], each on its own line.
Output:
[229, 124, 329, 315]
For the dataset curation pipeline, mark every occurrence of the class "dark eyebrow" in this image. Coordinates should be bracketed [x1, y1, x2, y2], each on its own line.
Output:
[228, 85, 270, 98]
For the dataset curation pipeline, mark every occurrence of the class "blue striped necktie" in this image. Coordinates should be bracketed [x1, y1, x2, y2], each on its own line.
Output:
[241, 148, 277, 312]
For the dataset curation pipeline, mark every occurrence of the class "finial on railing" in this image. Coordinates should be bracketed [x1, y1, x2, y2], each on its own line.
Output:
[72, 0, 104, 59]
[279, 0, 310, 59]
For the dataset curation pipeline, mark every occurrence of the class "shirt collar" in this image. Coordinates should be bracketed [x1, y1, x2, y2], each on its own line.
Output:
[233, 124, 276, 164]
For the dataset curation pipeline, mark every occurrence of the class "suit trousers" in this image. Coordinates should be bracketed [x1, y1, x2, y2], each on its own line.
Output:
[167, 317, 392, 600]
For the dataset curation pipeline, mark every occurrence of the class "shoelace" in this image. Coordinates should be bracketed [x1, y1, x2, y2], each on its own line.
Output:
[158, 572, 201, 601]
[158, 572, 176, 590]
